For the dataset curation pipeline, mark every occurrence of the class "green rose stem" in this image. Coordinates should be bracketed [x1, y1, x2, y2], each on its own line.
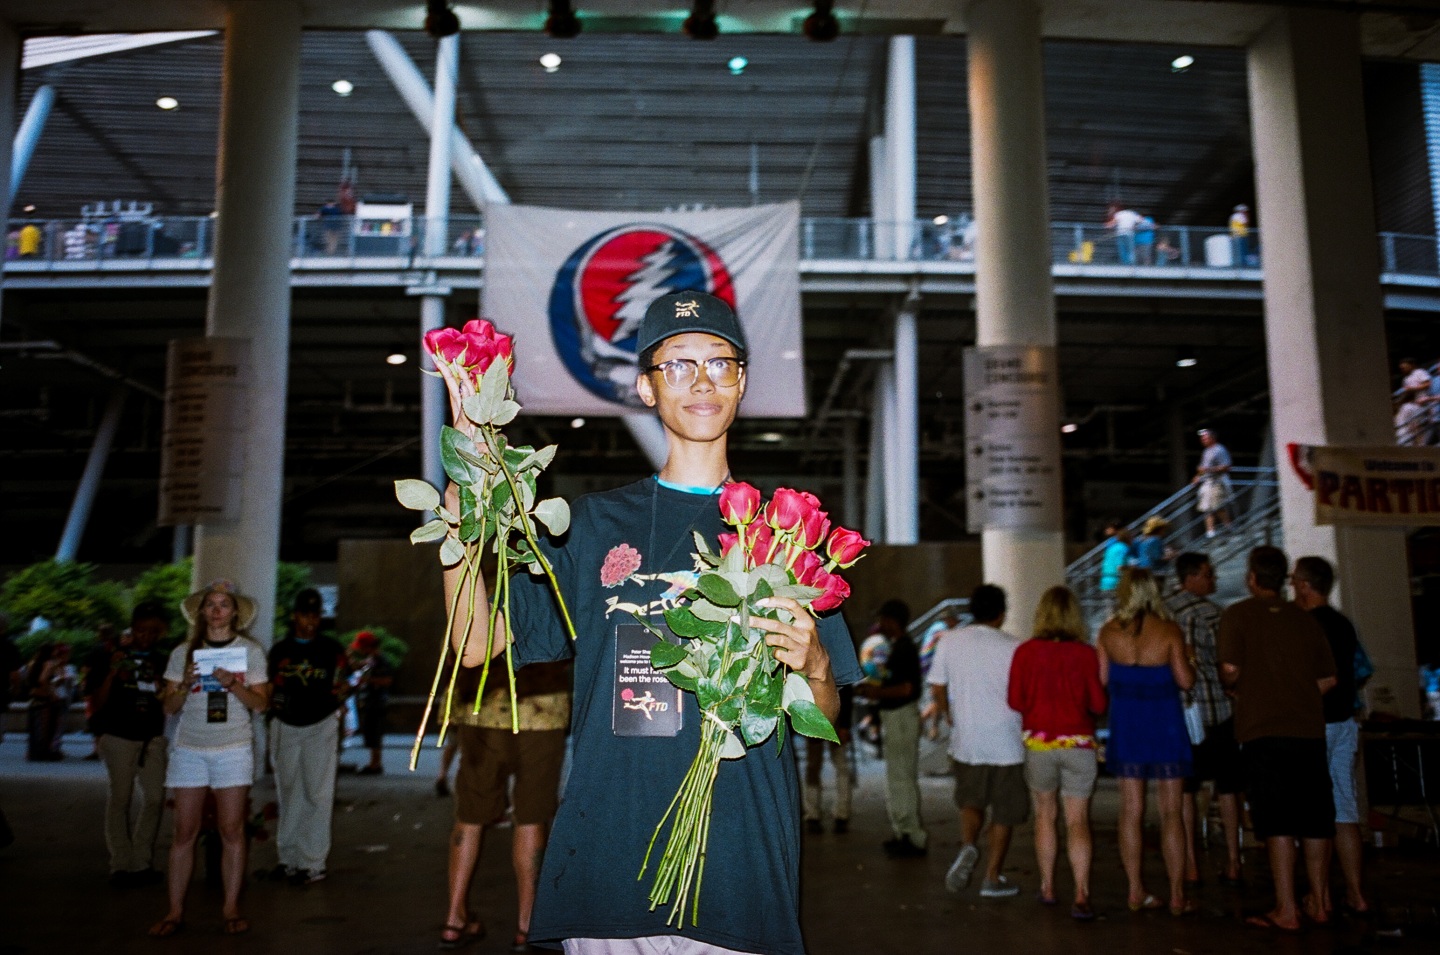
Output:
[409, 544, 482, 770]
[477, 421, 578, 644]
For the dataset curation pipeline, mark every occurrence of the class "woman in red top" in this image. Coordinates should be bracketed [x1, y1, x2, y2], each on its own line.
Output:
[1007, 586, 1108, 919]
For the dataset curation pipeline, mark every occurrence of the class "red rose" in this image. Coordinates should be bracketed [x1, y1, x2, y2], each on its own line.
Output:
[792, 549, 824, 587]
[424, 326, 469, 364]
[719, 481, 762, 526]
[764, 487, 811, 533]
[461, 318, 496, 339]
[747, 522, 776, 565]
[810, 572, 851, 613]
[797, 508, 832, 550]
[718, 532, 739, 557]
[825, 526, 869, 568]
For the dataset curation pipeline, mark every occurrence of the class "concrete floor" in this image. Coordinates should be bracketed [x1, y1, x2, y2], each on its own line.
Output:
[2, 732, 1436, 955]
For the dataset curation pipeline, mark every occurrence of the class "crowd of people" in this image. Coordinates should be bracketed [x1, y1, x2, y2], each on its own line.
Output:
[850, 546, 1372, 933]
[1393, 356, 1440, 446]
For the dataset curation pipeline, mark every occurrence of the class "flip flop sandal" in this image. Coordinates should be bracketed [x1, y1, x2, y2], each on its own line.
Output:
[1127, 894, 1163, 912]
[439, 921, 484, 950]
[148, 919, 184, 938]
[1245, 914, 1302, 933]
[222, 918, 250, 936]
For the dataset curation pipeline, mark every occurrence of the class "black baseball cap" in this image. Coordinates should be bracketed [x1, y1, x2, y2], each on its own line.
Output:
[293, 588, 323, 615]
[637, 291, 747, 357]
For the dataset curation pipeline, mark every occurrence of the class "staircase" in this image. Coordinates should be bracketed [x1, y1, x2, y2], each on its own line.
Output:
[1066, 467, 1282, 626]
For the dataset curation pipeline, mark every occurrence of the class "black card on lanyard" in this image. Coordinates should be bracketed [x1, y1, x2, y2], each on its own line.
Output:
[611, 623, 683, 737]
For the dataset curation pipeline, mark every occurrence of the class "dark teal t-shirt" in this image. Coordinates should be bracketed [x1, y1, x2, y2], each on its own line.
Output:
[510, 477, 861, 955]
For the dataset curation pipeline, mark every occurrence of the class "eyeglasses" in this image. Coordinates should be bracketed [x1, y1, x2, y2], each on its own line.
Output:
[643, 357, 746, 389]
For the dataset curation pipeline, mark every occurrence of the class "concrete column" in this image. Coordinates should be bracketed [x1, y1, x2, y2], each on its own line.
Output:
[866, 367, 891, 541]
[191, 1, 302, 646]
[420, 35, 458, 494]
[0, 20, 19, 334]
[868, 134, 891, 259]
[887, 302, 920, 543]
[56, 386, 127, 561]
[842, 417, 860, 532]
[885, 36, 916, 261]
[967, 0, 1066, 631]
[1248, 11, 1418, 716]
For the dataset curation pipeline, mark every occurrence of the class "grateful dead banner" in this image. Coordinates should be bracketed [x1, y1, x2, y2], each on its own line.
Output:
[482, 201, 805, 416]
[1289, 443, 1440, 526]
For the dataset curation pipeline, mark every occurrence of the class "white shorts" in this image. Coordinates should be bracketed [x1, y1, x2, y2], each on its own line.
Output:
[165, 744, 254, 790]
[1326, 718, 1361, 825]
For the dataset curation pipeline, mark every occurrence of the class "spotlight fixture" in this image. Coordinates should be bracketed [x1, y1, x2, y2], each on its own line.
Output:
[386, 352, 407, 366]
[728, 55, 748, 76]
[802, 1, 841, 42]
[425, 1, 461, 39]
[684, 1, 719, 40]
[539, 52, 562, 72]
[1061, 423, 1079, 434]
[1176, 346, 1198, 368]
[1171, 54, 1194, 72]
[545, 0, 582, 39]
[155, 96, 179, 110]
[332, 79, 354, 96]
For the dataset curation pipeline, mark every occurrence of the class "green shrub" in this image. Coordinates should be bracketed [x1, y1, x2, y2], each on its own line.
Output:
[15, 626, 102, 663]
[130, 558, 193, 644]
[0, 560, 127, 635]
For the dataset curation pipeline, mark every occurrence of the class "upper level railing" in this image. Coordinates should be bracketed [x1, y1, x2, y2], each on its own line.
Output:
[4, 214, 1439, 279]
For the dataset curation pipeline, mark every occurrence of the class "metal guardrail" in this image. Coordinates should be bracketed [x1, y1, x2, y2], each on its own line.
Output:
[1066, 466, 1282, 624]
[5, 213, 1437, 279]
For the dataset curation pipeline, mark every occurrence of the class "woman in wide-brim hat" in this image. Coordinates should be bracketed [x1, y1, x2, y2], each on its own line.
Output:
[150, 580, 271, 938]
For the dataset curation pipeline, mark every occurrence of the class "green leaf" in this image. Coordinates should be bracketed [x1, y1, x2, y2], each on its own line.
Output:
[696, 675, 722, 712]
[455, 442, 493, 472]
[754, 563, 789, 589]
[688, 598, 732, 623]
[740, 706, 779, 747]
[786, 699, 840, 743]
[692, 530, 717, 558]
[534, 497, 570, 536]
[781, 672, 814, 708]
[719, 728, 746, 760]
[458, 511, 481, 543]
[722, 570, 755, 599]
[665, 667, 698, 693]
[663, 606, 723, 640]
[440, 427, 482, 485]
[772, 583, 824, 602]
[650, 641, 689, 670]
[492, 399, 521, 426]
[697, 572, 741, 607]
[516, 444, 557, 473]
[720, 542, 745, 574]
[715, 693, 743, 725]
[410, 519, 448, 544]
[439, 537, 465, 567]
[395, 479, 440, 511]
[462, 361, 509, 424]
[776, 709, 787, 754]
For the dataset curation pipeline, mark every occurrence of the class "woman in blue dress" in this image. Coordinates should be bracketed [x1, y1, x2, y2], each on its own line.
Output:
[1098, 569, 1196, 917]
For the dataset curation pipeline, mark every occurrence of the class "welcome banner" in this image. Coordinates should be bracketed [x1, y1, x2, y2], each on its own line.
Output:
[1289, 443, 1440, 526]
[482, 201, 805, 417]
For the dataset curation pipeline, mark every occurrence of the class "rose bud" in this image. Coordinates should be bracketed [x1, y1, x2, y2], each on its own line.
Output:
[810, 572, 851, 613]
[825, 526, 869, 568]
[424, 326, 469, 364]
[764, 487, 809, 533]
[718, 481, 762, 526]
[718, 532, 739, 557]
[748, 522, 776, 564]
[792, 549, 824, 587]
[461, 318, 496, 340]
[797, 508, 832, 550]
[495, 334, 515, 369]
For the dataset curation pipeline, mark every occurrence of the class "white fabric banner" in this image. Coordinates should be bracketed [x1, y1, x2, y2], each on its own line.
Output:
[1289, 443, 1440, 526]
[482, 201, 805, 417]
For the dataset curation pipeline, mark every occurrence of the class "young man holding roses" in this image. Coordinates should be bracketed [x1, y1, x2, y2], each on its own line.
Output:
[438, 291, 861, 955]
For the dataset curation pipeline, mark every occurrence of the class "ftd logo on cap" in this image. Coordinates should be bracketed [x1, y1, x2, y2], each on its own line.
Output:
[674, 299, 701, 319]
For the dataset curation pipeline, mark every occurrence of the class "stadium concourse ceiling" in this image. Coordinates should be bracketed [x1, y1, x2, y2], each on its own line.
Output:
[1, 0, 1439, 58]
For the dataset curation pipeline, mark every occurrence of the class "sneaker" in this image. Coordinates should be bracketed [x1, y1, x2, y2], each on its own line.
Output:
[945, 844, 979, 893]
[258, 864, 294, 882]
[833, 818, 849, 835]
[980, 875, 1020, 898]
[288, 868, 326, 886]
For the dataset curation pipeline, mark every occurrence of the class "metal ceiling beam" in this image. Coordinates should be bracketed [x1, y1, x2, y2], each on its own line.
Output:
[10, 85, 54, 204]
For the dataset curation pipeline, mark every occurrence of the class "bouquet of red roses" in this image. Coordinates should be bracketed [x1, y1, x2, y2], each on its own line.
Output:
[394, 319, 576, 764]
[637, 482, 868, 926]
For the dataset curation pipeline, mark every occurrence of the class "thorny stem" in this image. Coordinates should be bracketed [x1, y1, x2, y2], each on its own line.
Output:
[410, 543, 479, 770]
[477, 422, 578, 643]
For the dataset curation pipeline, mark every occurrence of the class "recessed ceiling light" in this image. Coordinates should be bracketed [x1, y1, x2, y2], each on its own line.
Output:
[1061, 423, 1079, 434]
[539, 53, 562, 73]
[386, 353, 407, 366]
[757, 431, 784, 443]
[933, 215, 949, 226]
[22, 204, 35, 213]
[155, 96, 179, 110]
[1176, 356, 1198, 368]
[728, 56, 748, 75]
[570, 417, 586, 429]
[1171, 54, 1194, 72]
[332, 79, 354, 96]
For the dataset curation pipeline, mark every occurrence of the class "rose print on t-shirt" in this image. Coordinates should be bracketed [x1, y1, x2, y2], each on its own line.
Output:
[600, 543, 643, 588]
